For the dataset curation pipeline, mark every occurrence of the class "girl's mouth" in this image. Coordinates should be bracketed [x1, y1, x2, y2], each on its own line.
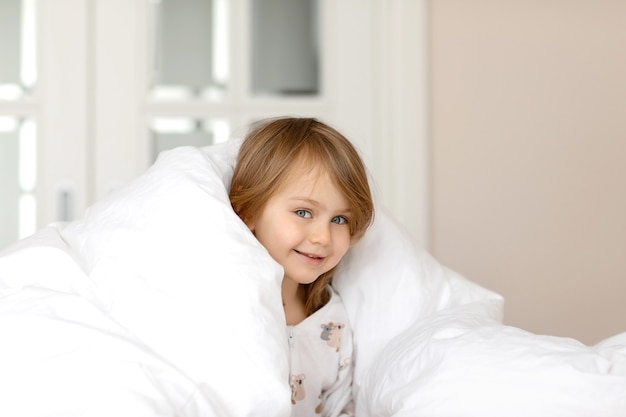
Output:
[295, 250, 325, 262]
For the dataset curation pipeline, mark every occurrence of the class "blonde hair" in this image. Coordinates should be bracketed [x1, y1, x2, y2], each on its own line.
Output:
[229, 117, 374, 315]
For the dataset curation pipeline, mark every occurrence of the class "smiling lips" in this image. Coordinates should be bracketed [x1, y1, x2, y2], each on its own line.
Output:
[295, 250, 325, 265]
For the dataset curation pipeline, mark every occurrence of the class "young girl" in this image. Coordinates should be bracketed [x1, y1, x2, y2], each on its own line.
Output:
[229, 117, 374, 416]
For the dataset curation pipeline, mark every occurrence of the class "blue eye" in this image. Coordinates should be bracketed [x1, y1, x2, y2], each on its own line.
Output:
[295, 210, 311, 218]
[331, 216, 347, 225]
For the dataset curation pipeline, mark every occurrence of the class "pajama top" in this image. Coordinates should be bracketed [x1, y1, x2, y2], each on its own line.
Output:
[287, 286, 354, 417]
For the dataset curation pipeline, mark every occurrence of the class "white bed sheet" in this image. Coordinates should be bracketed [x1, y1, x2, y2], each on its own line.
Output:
[0, 143, 624, 417]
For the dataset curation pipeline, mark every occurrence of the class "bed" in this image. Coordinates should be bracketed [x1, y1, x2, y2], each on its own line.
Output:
[1, 141, 625, 416]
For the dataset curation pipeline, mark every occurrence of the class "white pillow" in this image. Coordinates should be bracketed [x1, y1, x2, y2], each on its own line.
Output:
[357, 301, 626, 417]
[0, 224, 90, 296]
[333, 206, 503, 394]
[11, 139, 626, 417]
[59, 142, 291, 417]
[0, 228, 230, 416]
[0, 285, 215, 416]
[332, 192, 626, 416]
[594, 332, 626, 375]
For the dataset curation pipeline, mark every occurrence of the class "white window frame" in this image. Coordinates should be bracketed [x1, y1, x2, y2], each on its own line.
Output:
[8, 0, 428, 248]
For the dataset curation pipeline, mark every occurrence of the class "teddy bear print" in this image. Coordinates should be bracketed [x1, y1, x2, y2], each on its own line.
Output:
[290, 373, 306, 404]
[320, 322, 344, 351]
[338, 356, 351, 371]
[315, 394, 323, 414]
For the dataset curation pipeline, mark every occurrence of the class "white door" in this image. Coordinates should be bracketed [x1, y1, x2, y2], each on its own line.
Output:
[0, 0, 89, 249]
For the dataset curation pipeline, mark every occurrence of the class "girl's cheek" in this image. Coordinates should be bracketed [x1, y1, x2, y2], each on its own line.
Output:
[340, 235, 352, 256]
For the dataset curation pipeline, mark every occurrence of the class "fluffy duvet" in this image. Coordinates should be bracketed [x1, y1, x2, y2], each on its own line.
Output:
[0, 142, 625, 417]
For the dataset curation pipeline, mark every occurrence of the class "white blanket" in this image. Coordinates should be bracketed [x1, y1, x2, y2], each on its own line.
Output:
[0, 142, 624, 416]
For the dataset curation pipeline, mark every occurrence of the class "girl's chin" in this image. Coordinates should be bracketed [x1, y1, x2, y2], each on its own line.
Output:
[283, 274, 322, 286]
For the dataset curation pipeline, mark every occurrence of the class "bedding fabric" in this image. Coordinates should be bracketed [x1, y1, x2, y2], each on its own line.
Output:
[0, 141, 625, 417]
[332, 202, 626, 417]
[0, 142, 291, 417]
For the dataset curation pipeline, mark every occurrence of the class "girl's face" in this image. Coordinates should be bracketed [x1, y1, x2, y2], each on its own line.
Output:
[247, 166, 352, 286]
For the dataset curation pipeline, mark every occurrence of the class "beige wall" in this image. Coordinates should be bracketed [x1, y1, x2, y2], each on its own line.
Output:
[429, 0, 626, 345]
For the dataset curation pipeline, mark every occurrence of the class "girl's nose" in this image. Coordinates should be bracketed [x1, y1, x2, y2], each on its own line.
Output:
[309, 221, 330, 245]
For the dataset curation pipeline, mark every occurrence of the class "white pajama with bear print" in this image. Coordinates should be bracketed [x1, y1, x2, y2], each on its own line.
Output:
[287, 286, 354, 417]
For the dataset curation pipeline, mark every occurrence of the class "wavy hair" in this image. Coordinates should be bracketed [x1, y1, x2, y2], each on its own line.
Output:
[229, 117, 374, 315]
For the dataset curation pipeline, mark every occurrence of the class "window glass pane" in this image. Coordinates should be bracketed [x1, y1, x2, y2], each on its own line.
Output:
[250, 0, 319, 96]
[149, 0, 228, 100]
[0, 0, 36, 100]
[0, 117, 37, 250]
[150, 117, 230, 160]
